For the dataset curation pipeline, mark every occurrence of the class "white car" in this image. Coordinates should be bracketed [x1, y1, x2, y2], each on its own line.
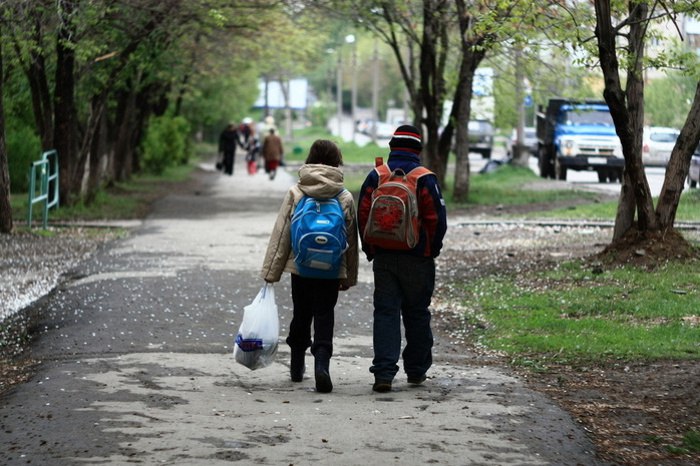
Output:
[642, 126, 679, 167]
[688, 144, 700, 188]
[357, 120, 395, 139]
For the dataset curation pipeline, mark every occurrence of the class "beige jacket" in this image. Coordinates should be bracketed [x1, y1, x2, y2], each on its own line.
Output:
[260, 164, 359, 288]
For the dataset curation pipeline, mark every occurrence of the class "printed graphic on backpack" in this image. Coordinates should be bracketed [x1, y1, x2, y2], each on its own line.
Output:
[291, 193, 348, 279]
[363, 165, 431, 250]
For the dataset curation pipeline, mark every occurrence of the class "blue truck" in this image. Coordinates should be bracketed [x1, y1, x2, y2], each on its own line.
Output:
[536, 98, 624, 182]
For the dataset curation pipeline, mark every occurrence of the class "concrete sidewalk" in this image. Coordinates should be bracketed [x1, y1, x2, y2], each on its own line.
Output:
[0, 158, 607, 465]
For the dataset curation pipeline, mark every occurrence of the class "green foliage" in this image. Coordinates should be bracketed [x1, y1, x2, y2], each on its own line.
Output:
[461, 261, 700, 365]
[6, 122, 41, 193]
[141, 115, 192, 175]
[179, 67, 260, 141]
[666, 429, 700, 454]
[681, 430, 700, 453]
[308, 101, 332, 128]
[645, 73, 696, 128]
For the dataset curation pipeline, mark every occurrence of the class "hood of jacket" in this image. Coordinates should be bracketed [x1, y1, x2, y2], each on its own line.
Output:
[297, 164, 345, 198]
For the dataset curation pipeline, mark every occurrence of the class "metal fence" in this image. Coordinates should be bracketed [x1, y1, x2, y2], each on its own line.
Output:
[27, 150, 59, 229]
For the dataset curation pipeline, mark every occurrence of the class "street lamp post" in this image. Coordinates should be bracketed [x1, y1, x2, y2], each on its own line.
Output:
[371, 39, 379, 144]
[346, 34, 357, 142]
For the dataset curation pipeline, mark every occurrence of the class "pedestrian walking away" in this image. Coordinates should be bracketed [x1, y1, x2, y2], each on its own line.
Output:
[261, 128, 284, 180]
[357, 124, 447, 393]
[260, 139, 359, 393]
[218, 122, 244, 175]
[246, 136, 260, 175]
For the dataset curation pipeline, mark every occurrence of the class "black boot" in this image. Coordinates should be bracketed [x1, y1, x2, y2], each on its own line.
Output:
[290, 350, 305, 382]
[314, 350, 333, 393]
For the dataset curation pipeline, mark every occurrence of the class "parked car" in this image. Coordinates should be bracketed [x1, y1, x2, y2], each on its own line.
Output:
[356, 119, 395, 139]
[507, 127, 538, 158]
[688, 143, 700, 188]
[642, 126, 680, 167]
[468, 120, 494, 159]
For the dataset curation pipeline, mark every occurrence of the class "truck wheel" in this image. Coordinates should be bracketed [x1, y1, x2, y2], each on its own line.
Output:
[555, 158, 567, 181]
[538, 154, 548, 178]
[538, 147, 554, 179]
[482, 149, 491, 159]
[597, 170, 607, 183]
[691, 179, 698, 189]
[616, 168, 624, 183]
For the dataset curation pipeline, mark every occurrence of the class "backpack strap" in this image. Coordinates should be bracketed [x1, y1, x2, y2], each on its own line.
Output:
[374, 163, 432, 182]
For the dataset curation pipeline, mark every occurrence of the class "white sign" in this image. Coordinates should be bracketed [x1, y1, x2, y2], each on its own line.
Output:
[255, 78, 309, 109]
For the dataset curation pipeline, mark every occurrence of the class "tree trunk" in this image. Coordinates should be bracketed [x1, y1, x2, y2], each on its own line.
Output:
[0, 38, 13, 234]
[452, 61, 475, 202]
[85, 98, 109, 204]
[113, 86, 137, 182]
[419, 0, 449, 184]
[11, 15, 54, 150]
[452, 0, 486, 202]
[594, 0, 656, 241]
[53, 2, 79, 205]
[656, 82, 700, 228]
[26, 50, 54, 150]
[512, 45, 529, 168]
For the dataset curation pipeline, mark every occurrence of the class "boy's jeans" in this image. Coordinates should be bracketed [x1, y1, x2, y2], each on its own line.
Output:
[370, 253, 435, 382]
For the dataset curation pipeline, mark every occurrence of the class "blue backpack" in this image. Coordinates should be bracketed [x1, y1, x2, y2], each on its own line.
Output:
[291, 191, 348, 279]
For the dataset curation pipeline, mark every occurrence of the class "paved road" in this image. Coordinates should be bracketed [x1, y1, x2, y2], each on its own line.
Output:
[0, 158, 608, 465]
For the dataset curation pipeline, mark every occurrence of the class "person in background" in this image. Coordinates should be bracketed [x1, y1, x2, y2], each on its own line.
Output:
[246, 136, 260, 175]
[357, 124, 447, 393]
[262, 128, 284, 180]
[218, 122, 242, 176]
[239, 117, 254, 150]
[260, 139, 359, 393]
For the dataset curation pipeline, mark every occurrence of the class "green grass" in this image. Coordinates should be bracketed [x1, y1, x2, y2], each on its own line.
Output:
[286, 126, 384, 164]
[524, 179, 700, 222]
[460, 260, 700, 366]
[666, 430, 700, 454]
[449, 165, 603, 207]
[12, 157, 198, 222]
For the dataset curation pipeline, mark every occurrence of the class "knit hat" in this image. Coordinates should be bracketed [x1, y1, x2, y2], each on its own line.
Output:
[389, 125, 423, 153]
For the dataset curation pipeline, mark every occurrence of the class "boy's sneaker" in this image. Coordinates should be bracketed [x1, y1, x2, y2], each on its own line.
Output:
[407, 374, 427, 385]
[372, 380, 392, 393]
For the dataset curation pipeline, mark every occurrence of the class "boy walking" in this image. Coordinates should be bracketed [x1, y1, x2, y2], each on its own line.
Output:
[357, 125, 447, 393]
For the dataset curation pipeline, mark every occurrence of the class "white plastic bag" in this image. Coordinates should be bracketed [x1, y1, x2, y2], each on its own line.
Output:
[234, 283, 279, 370]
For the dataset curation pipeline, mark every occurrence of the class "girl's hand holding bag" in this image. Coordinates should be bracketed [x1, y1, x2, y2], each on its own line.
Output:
[234, 283, 279, 370]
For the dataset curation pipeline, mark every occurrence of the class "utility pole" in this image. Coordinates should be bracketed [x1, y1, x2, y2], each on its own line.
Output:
[371, 39, 379, 144]
[513, 45, 527, 167]
[347, 34, 357, 142]
[336, 52, 342, 138]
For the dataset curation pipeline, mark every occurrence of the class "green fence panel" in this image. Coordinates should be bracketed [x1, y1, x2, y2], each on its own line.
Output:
[27, 150, 59, 229]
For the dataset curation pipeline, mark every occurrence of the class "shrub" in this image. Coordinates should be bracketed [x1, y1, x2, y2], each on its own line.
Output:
[308, 101, 332, 128]
[7, 122, 41, 193]
[141, 115, 192, 174]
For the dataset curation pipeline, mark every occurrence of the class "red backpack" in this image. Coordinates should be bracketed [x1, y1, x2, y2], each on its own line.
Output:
[363, 163, 432, 250]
